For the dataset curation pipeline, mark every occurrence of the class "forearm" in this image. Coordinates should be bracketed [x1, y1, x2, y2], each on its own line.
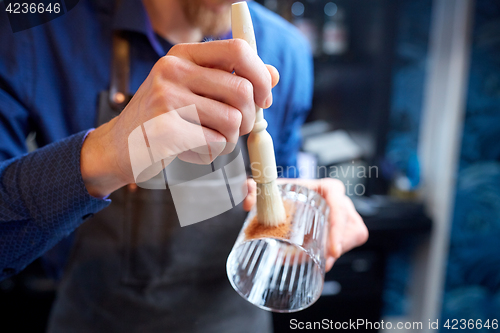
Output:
[0, 131, 110, 280]
[80, 117, 129, 198]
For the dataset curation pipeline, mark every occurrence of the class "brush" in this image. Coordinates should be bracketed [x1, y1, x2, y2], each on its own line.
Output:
[231, 1, 286, 227]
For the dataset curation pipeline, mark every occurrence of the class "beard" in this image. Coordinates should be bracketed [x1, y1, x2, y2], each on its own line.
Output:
[181, 0, 232, 38]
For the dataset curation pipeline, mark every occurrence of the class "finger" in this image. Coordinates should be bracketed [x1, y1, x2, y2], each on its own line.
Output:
[316, 179, 348, 258]
[186, 66, 255, 135]
[177, 150, 215, 165]
[173, 40, 272, 109]
[339, 202, 369, 253]
[275, 178, 345, 198]
[189, 141, 226, 157]
[325, 256, 335, 272]
[167, 91, 245, 144]
[266, 64, 280, 88]
[243, 178, 257, 211]
[162, 115, 226, 161]
[327, 196, 348, 259]
[174, 126, 227, 164]
[342, 197, 368, 253]
[273, 178, 350, 258]
[143, 96, 232, 164]
[178, 142, 229, 164]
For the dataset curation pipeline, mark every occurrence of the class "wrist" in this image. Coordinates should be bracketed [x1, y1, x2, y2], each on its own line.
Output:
[80, 118, 128, 198]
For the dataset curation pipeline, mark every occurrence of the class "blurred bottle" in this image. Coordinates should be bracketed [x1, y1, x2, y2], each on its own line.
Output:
[291, 1, 320, 56]
[322, 2, 348, 56]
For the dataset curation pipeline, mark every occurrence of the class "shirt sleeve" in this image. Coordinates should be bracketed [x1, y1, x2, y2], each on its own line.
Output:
[274, 32, 314, 178]
[0, 19, 111, 279]
[0, 82, 111, 280]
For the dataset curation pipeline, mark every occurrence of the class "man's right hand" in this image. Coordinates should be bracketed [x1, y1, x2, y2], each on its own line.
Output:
[80, 39, 280, 198]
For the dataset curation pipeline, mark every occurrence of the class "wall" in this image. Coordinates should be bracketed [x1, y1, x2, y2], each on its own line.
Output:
[441, 0, 500, 323]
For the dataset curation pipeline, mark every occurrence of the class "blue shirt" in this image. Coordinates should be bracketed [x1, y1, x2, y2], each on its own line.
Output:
[0, 0, 313, 280]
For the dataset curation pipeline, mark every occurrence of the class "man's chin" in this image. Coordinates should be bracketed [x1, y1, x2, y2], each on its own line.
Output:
[201, 7, 231, 37]
[207, 0, 240, 10]
[182, 0, 232, 38]
[207, 4, 231, 14]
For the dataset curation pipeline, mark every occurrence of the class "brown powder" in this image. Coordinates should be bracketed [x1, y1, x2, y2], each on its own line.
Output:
[245, 200, 296, 240]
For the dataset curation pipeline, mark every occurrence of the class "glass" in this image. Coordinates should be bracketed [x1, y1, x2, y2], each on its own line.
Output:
[226, 183, 330, 312]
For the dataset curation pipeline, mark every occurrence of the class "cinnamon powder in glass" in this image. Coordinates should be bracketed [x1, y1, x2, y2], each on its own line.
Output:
[245, 200, 295, 240]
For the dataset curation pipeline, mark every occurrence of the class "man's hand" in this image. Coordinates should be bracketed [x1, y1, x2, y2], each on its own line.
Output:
[244, 178, 369, 271]
[81, 40, 280, 198]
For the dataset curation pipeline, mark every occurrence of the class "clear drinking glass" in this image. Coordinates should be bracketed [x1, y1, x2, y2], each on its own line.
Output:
[226, 183, 330, 312]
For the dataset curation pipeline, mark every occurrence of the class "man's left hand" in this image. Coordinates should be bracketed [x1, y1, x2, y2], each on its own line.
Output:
[243, 178, 369, 272]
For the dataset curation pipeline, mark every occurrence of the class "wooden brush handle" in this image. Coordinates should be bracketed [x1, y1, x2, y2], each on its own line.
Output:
[231, 1, 278, 184]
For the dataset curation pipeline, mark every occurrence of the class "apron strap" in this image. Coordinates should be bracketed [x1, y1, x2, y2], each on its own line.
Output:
[109, 31, 131, 110]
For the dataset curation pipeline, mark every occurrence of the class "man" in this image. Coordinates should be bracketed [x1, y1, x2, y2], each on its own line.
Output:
[0, 0, 368, 331]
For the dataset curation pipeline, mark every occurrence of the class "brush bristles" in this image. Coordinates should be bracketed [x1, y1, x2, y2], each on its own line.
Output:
[256, 180, 286, 227]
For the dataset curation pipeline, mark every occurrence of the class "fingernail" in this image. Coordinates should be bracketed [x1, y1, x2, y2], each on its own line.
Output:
[335, 243, 343, 257]
[326, 257, 335, 270]
[264, 94, 273, 108]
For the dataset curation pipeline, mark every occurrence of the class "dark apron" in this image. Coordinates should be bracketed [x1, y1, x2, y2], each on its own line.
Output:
[46, 32, 272, 333]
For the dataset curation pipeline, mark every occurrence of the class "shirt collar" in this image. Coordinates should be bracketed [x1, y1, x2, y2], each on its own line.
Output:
[112, 0, 233, 56]
[112, 0, 167, 56]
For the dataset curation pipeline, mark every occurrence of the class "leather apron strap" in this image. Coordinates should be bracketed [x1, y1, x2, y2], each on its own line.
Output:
[96, 31, 132, 126]
[109, 31, 131, 109]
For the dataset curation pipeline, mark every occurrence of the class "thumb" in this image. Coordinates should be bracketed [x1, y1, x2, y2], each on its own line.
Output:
[266, 64, 280, 88]
[243, 178, 257, 212]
